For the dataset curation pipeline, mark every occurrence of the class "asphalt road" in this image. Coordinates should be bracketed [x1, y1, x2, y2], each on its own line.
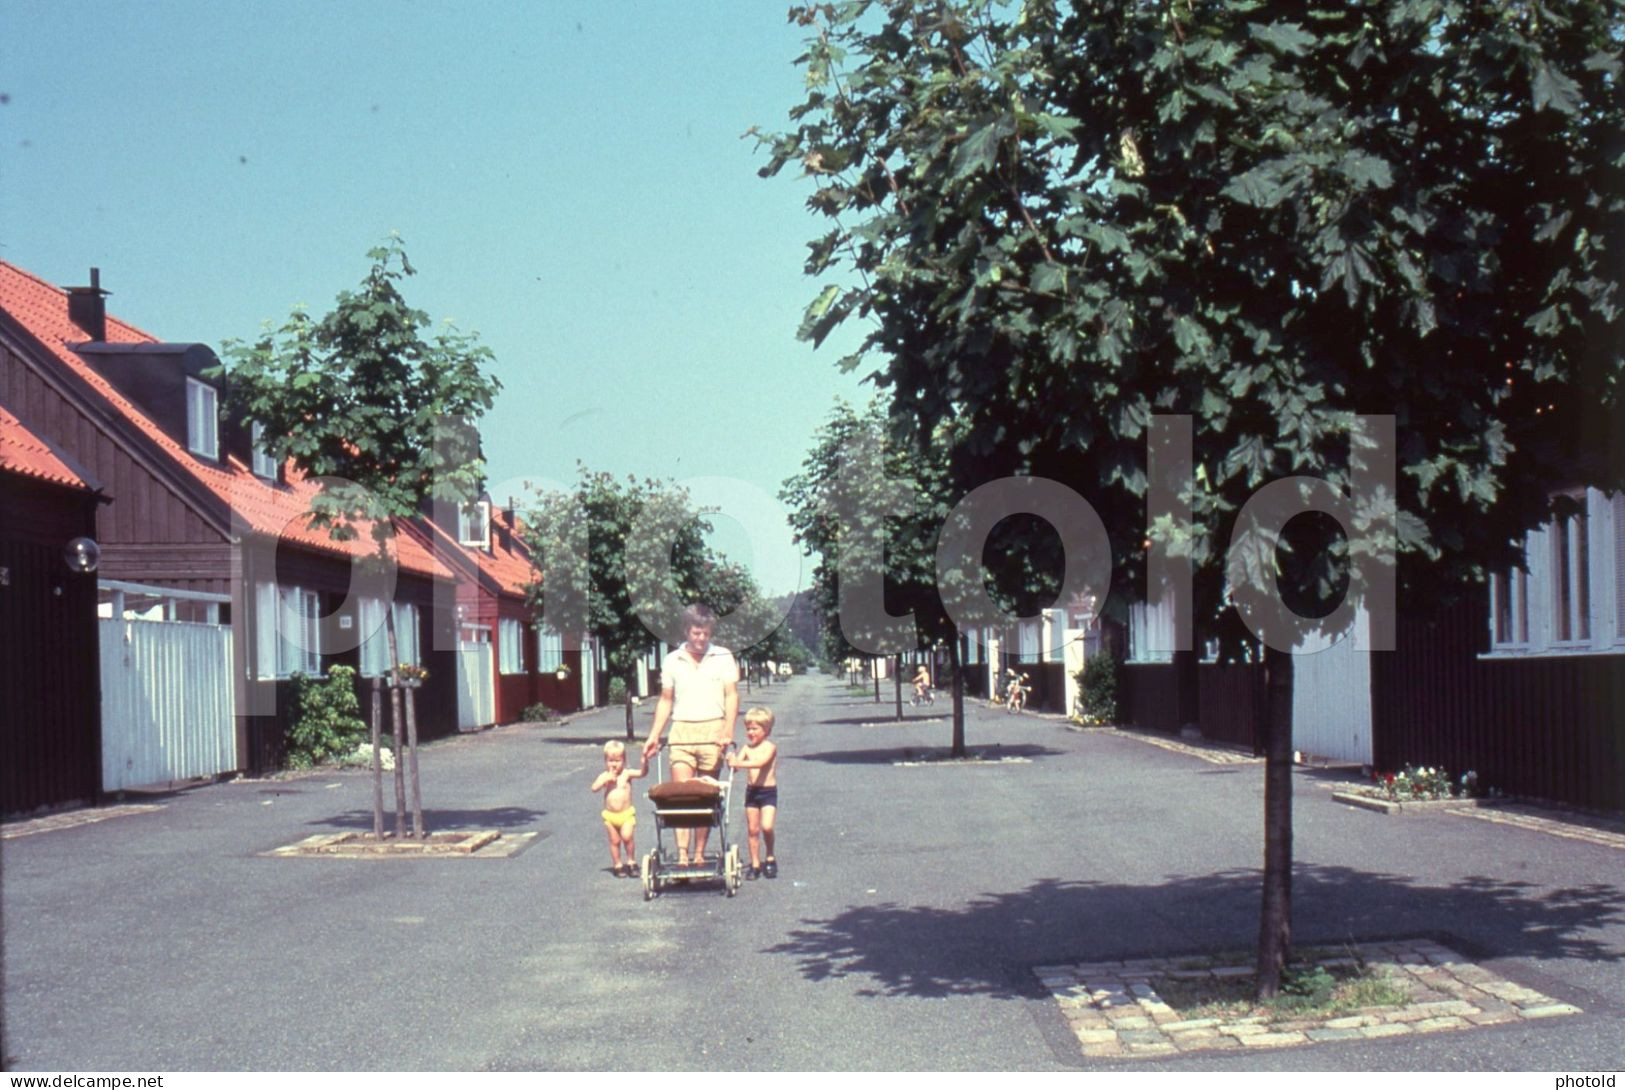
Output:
[3, 673, 1622, 1071]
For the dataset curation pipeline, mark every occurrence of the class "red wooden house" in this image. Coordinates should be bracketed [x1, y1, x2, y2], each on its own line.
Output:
[0, 261, 464, 774]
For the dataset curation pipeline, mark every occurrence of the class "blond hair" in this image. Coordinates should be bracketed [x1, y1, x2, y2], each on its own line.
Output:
[743, 706, 775, 734]
[603, 740, 626, 760]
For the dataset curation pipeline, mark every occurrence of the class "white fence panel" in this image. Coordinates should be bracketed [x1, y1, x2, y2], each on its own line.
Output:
[457, 640, 496, 730]
[1291, 610, 1374, 765]
[100, 618, 236, 791]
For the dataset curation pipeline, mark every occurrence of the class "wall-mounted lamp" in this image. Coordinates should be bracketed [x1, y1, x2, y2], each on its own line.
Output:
[64, 537, 100, 573]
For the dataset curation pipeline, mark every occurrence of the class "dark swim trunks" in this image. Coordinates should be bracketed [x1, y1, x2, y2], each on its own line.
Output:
[745, 784, 778, 809]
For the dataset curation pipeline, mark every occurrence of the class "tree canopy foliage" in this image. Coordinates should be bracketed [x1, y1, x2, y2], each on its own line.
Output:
[764, 0, 1623, 996]
[763, 0, 1623, 629]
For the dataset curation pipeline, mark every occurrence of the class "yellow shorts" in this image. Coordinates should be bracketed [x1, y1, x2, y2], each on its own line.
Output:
[602, 808, 636, 831]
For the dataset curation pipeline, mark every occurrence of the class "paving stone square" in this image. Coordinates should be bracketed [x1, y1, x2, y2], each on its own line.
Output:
[1034, 939, 1581, 1060]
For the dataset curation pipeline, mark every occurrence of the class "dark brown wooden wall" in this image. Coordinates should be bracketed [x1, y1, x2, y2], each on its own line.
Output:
[1, 339, 225, 574]
[1, 477, 102, 815]
[1120, 661, 1265, 750]
[1372, 589, 1625, 810]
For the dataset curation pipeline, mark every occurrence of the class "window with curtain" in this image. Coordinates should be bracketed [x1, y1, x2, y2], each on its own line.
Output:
[277, 586, 321, 677]
[499, 617, 524, 674]
[359, 599, 421, 674]
[536, 627, 564, 672]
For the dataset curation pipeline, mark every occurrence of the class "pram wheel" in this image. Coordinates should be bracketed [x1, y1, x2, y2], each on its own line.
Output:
[641, 851, 658, 900]
[724, 845, 742, 896]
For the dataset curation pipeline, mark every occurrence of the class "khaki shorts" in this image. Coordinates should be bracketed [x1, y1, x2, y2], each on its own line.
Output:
[668, 719, 726, 774]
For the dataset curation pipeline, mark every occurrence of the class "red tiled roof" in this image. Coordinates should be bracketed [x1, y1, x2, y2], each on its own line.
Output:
[408, 507, 539, 600]
[0, 401, 93, 490]
[0, 261, 448, 578]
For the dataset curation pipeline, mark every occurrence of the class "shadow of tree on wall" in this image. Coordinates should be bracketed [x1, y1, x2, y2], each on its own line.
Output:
[762, 866, 1625, 1000]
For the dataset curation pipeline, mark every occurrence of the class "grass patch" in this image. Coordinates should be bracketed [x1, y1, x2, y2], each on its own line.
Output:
[1153, 961, 1410, 1023]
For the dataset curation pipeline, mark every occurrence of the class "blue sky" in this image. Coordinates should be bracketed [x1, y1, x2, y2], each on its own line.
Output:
[1, 2, 872, 595]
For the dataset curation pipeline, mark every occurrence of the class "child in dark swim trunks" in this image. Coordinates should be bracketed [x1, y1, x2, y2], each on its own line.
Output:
[590, 740, 648, 878]
[728, 706, 779, 879]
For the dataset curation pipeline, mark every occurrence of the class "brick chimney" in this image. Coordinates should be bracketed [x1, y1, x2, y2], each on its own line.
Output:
[66, 268, 109, 342]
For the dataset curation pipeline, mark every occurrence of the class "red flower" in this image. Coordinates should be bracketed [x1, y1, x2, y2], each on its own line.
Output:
[1385, 773, 1396, 785]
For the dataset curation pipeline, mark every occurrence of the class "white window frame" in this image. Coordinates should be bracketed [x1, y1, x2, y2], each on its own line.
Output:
[250, 421, 278, 480]
[459, 501, 491, 548]
[1484, 488, 1622, 659]
[1489, 566, 1531, 650]
[186, 377, 218, 459]
[276, 585, 321, 678]
[1127, 598, 1175, 664]
[536, 627, 564, 672]
[359, 598, 422, 676]
[499, 617, 524, 675]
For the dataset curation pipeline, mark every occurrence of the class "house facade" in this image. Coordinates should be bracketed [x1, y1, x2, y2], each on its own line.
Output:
[1119, 491, 1625, 809]
[0, 261, 466, 776]
[415, 500, 585, 727]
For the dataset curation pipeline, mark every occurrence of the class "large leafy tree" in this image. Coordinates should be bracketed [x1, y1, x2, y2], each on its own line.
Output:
[522, 470, 788, 738]
[764, 1, 1623, 994]
[221, 237, 502, 839]
[785, 399, 1015, 753]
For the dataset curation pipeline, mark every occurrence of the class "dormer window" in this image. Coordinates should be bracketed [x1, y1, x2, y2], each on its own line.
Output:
[459, 500, 491, 548]
[250, 422, 278, 480]
[186, 377, 218, 459]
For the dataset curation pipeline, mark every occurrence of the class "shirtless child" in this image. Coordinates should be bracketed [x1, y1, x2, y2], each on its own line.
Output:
[727, 706, 779, 879]
[589, 740, 649, 877]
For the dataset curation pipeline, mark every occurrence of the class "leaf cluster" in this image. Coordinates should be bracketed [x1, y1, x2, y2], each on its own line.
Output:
[217, 236, 504, 554]
[764, 0, 1624, 647]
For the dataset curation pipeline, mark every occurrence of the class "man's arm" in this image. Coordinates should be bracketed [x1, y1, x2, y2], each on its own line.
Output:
[643, 689, 675, 762]
[719, 680, 739, 748]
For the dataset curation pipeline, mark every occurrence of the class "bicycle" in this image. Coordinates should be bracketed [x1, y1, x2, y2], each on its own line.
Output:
[909, 683, 934, 706]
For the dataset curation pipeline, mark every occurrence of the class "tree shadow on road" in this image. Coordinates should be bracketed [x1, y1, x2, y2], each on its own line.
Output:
[792, 743, 1065, 766]
[762, 866, 1625, 1000]
[310, 806, 546, 831]
[818, 714, 953, 726]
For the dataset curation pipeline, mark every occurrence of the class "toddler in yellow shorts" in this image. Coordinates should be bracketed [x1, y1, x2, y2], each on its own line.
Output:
[589, 740, 648, 878]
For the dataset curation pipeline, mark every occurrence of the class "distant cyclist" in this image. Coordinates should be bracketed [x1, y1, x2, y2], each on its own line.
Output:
[911, 663, 933, 705]
[1004, 669, 1031, 714]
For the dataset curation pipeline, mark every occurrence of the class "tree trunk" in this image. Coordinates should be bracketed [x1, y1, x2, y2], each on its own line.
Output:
[385, 606, 407, 838]
[872, 657, 880, 703]
[624, 686, 635, 741]
[893, 653, 903, 720]
[1256, 645, 1295, 998]
[370, 676, 384, 839]
[949, 634, 966, 758]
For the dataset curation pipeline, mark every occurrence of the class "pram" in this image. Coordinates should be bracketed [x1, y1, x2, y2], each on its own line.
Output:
[640, 748, 744, 899]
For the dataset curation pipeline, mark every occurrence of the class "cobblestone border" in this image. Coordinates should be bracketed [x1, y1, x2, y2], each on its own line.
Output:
[262, 830, 537, 859]
[1, 804, 165, 840]
[1448, 804, 1625, 851]
[1034, 939, 1578, 1059]
[1071, 726, 1262, 766]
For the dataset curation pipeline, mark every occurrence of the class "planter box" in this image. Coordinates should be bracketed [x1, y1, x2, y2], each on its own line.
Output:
[1331, 792, 1502, 815]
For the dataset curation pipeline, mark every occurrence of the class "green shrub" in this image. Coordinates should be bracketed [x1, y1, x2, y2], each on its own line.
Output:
[520, 702, 557, 723]
[607, 677, 629, 705]
[1074, 652, 1119, 725]
[286, 665, 368, 769]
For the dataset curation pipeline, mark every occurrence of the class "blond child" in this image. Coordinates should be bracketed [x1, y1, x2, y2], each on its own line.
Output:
[589, 740, 649, 877]
[727, 706, 779, 879]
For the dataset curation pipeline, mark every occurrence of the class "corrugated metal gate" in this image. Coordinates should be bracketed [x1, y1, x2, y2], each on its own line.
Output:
[99, 616, 236, 791]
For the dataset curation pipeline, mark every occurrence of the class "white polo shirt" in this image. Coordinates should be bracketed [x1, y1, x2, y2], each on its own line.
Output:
[662, 643, 738, 722]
